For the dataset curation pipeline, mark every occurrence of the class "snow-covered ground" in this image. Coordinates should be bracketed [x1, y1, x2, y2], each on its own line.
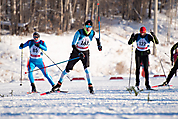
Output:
[0, 77, 178, 119]
[1, 12, 178, 119]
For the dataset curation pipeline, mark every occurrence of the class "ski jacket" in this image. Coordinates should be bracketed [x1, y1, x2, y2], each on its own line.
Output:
[128, 33, 159, 52]
[72, 29, 96, 51]
[19, 39, 47, 59]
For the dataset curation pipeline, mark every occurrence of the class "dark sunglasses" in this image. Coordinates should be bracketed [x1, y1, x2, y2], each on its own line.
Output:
[33, 36, 39, 39]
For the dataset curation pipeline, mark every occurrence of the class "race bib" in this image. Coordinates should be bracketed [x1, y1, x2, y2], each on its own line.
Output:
[76, 37, 90, 51]
[137, 38, 149, 51]
[30, 45, 41, 59]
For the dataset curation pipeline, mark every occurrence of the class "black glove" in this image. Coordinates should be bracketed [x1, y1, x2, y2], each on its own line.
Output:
[98, 45, 102, 51]
[150, 32, 155, 36]
[78, 52, 85, 59]
[35, 44, 40, 47]
[131, 33, 135, 38]
[20, 43, 24, 48]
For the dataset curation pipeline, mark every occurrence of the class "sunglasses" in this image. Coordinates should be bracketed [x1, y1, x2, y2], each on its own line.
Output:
[33, 36, 39, 39]
[85, 25, 92, 28]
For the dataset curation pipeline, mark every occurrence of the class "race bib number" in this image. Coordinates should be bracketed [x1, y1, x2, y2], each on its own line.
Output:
[30, 45, 41, 58]
[76, 37, 90, 51]
[137, 38, 147, 47]
[137, 38, 149, 51]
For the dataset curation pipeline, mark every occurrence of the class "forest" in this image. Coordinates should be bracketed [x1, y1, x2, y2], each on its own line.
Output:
[0, 0, 177, 35]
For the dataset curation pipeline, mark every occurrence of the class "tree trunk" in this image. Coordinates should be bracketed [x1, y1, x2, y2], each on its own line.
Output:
[10, 0, 17, 35]
[45, 0, 47, 33]
[85, 0, 89, 21]
[148, 0, 152, 18]
[61, 0, 64, 32]
[91, 0, 95, 21]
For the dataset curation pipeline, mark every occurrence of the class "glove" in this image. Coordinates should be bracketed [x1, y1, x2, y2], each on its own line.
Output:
[150, 32, 155, 36]
[20, 43, 24, 48]
[131, 33, 135, 38]
[98, 45, 102, 51]
[78, 52, 85, 59]
[35, 44, 40, 47]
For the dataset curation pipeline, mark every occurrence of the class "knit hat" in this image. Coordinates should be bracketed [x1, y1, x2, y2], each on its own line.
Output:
[33, 32, 40, 38]
[85, 20, 93, 26]
[140, 27, 146, 33]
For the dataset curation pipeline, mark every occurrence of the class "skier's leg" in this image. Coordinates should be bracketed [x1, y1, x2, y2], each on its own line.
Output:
[164, 60, 178, 84]
[85, 67, 92, 84]
[82, 50, 94, 94]
[27, 60, 35, 84]
[37, 59, 55, 86]
[135, 52, 141, 86]
[52, 50, 79, 91]
[27, 59, 36, 92]
[142, 55, 150, 89]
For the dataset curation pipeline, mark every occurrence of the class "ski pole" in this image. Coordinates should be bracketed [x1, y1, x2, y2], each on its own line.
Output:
[129, 44, 134, 88]
[150, 30, 167, 79]
[160, 59, 167, 79]
[97, 2, 100, 40]
[25, 57, 80, 74]
[41, 49, 72, 81]
[20, 49, 23, 86]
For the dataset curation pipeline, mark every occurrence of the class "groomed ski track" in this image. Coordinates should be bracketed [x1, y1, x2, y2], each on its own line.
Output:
[0, 76, 178, 119]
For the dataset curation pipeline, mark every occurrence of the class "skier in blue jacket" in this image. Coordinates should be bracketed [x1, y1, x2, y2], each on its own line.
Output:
[19, 32, 55, 92]
[52, 20, 102, 94]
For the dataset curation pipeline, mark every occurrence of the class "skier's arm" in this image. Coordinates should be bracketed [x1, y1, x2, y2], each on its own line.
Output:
[128, 33, 136, 45]
[150, 32, 159, 44]
[19, 40, 30, 49]
[38, 41, 47, 51]
[94, 32, 102, 51]
[72, 30, 80, 47]
[171, 42, 178, 62]
[72, 30, 85, 59]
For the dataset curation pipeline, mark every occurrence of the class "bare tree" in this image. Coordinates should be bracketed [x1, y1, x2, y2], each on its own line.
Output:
[10, 0, 18, 35]
[61, 0, 64, 32]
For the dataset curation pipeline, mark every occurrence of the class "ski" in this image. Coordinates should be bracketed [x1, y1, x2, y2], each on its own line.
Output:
[151, 84, 173, 88]
[140, 88, 158, 91]
[40, 90, 68, 96]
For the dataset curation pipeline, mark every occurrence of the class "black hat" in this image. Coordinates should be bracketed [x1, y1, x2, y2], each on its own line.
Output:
[33, 32, 40, 38]
[85, 20, 93, 26]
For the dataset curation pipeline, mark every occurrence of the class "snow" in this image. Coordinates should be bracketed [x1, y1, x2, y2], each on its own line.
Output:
[1, 12, 178, 119]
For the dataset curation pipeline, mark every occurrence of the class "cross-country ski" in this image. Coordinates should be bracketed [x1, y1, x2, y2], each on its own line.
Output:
[40, 90, 68, 96]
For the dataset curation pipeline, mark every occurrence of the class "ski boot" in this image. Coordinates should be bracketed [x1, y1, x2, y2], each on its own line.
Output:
[146, 85, 151, 90]
[88, 83, 94, 94]
[135, 85, 140, 90]
[31, 83, 37, 92]
[52, 81, 62, 92]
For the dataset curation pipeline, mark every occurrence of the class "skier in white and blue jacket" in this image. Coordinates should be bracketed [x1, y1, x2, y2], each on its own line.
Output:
[52, 20, 102, 94]
[19, 32, 55, 92]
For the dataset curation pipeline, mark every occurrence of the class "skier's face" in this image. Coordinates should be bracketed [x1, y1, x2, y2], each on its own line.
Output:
[85, 25, 92, 32]
[141, 33, 146, 36]
[33, 35, 39, 41]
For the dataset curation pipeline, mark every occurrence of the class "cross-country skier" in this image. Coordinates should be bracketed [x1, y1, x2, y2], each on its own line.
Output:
[162, 44, 178, 85]
[19, 32, 55, 92]
[128, 27, 159, 90]
[52, 20, 102, 94]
